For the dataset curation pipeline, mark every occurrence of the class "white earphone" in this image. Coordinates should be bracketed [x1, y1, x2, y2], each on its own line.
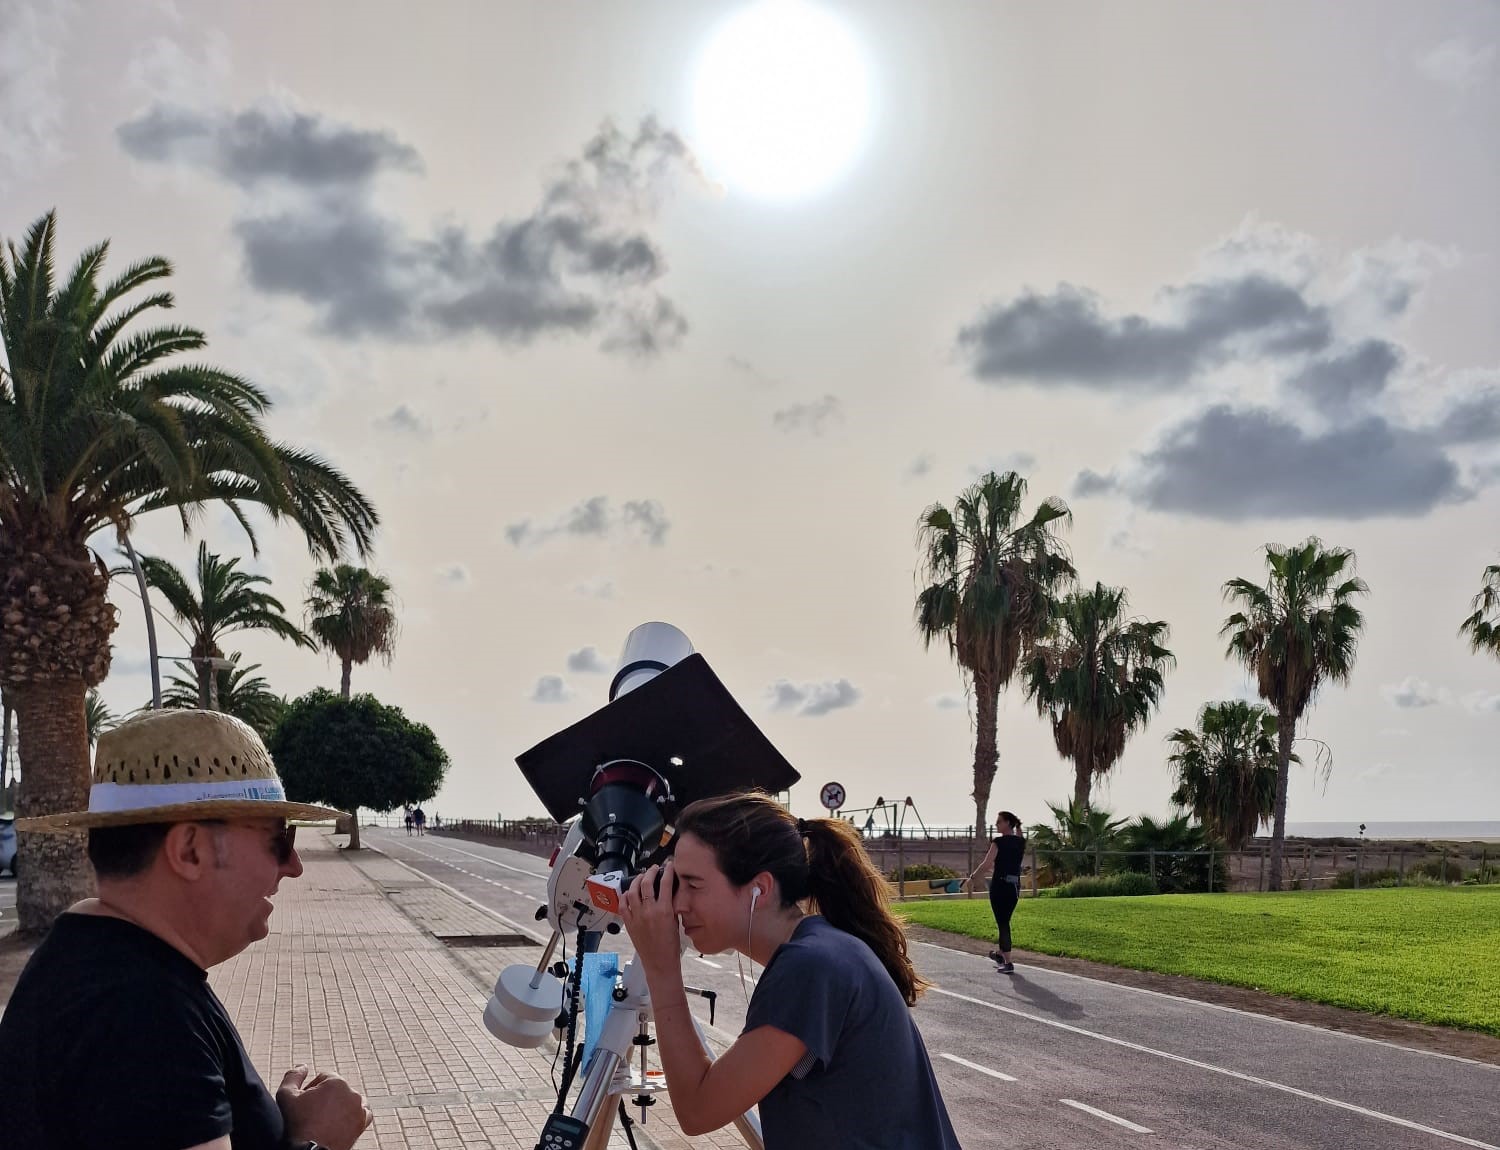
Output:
[750, 885, 762, 911]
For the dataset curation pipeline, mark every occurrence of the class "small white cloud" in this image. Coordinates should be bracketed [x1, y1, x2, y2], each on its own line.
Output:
[772, 394, 842, 436]
[566, 646, 612, 674]
[1417, 37, 1495, 92]
[767, 678, 861, 717]
[1381, 676, 1452, 709]
[572, 577, 616, 599]
[968, 451, 1037, 479]
[1461, 691, 1500, 714]
[931, 693, 965, 710]
[375, 404, 431, 437]
[530, 675, 573, 704]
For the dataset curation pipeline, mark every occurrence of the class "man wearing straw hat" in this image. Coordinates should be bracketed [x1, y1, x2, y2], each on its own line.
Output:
[0, 709, 372, 1150]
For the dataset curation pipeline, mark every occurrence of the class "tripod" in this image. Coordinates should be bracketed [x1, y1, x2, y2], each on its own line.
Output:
[536, 949, 764, 1150]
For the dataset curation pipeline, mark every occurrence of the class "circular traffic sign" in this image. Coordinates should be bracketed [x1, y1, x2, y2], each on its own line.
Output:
[819, 781, 846, 811]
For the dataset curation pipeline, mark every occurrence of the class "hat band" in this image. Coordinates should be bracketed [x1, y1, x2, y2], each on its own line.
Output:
[89, 778, 289, 813]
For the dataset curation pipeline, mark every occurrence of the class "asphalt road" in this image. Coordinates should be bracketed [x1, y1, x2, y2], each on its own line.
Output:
[367, 827, 1499, 1150]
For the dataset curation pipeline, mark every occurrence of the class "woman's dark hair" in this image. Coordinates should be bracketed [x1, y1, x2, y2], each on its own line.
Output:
[675, 789, 928, 1005]
[997, 811, 1022, 833]
[88, 822, 174, 878]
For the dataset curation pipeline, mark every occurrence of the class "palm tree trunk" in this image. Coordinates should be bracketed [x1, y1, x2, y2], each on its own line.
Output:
[340, 656, 352, 700]
[198, 661, 212, 709]
[971, 671, 999, 836]
[1267, 710, 1295, 891]
[208, 665, 220, 711]
[13, 678, 97, 934]
[1073, 757, 1092, 812]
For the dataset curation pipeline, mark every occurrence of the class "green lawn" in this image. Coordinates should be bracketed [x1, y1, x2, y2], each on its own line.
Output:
[897, 887, 1500, 1036]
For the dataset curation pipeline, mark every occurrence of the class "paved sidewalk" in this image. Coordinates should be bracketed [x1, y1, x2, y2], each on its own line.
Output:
[213, 829, 744, 1150]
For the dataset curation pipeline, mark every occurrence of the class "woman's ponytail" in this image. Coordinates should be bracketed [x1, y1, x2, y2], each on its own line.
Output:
[801, 817, 928, 1005]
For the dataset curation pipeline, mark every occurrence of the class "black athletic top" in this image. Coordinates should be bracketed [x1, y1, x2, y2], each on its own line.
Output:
[0, 913, 285, 1150]
[993, 835, 1027, 880]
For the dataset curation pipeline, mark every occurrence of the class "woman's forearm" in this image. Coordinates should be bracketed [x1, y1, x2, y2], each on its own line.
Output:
[643, 970, 716, 1129]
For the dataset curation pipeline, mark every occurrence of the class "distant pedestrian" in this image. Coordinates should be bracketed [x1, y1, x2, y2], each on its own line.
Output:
[412, 806, 426, 836]
[968, 810, 1026, 973]
[404, 806, 413, 836]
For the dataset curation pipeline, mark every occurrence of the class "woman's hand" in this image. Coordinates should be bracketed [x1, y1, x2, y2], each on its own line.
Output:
[620, 861, 683, 975]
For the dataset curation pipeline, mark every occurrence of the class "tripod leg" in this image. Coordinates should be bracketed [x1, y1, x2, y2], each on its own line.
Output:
[579, 1092, 619, 1150]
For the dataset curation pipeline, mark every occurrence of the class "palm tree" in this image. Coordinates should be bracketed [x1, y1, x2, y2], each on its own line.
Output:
[915, 471, 1074, 836]
[0, 211, 378, 933]
[84, 690, 117, 749]
[138, 541, 311, 709]
[163, 651, 285, 739]
[1222, 538, 1367, 891]
[1459, 560, 1500, 660]
[1024, 582, 1174, 811]
[306, 565, 398, 699]
[1029, 799, 1125, 883]
[1118, 814, 1226, 893]
[1167, 700, 1282, 849]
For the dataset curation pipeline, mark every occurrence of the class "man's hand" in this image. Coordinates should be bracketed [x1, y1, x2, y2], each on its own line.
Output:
[277, 1065, 373, 1150]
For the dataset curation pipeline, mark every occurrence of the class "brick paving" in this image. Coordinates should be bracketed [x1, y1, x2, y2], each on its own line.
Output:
[210, 829, 748, 1149]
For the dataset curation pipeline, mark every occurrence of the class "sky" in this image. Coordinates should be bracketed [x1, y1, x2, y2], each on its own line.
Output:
[6, 0, 1498, 830]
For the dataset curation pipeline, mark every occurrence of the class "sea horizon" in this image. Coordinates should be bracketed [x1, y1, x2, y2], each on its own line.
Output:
[1284, 820, 1500, 842]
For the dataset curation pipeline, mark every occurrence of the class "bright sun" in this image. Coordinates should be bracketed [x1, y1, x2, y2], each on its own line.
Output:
[691, 1, 872, 202]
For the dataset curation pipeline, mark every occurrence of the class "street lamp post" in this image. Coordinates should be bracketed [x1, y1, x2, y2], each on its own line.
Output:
[118, 529, 162, 708]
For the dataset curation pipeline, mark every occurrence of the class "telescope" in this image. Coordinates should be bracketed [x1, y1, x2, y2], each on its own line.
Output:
[481, 623, 799, 1149]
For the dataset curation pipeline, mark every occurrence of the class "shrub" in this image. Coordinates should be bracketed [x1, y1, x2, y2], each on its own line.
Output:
[1052, 872, 1158, 898]
[887, 863, 959, 883]
[1333, 867, 1401, 889]
[1416, 858, 1464, 884]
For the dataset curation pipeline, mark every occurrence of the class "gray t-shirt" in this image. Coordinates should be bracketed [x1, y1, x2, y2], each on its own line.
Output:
[744, 916, 962, 1149]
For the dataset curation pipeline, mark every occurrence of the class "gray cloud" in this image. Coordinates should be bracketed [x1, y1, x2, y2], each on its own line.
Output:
[436, 563, 470, 587]
[1431, 386, 1500, 445]
[957, 275, 1331, 390]
[1071, 469, 1117, 497]
[506, 496, 670, 547]
[931, 693, 965, 710]
[772, 394, 842, 435]
[530, 675, 573, 704]
[906, 453, 935, 479]
[374, 404, 431, 437]
[572, 577, 616, 599]
[119, 105, 694, 355]
[1382, 677, 1450, 709]
[118, 104, 421, 188]
[566, 646, 612, 674]
[1289, 340, 1402, 416]
[1120, 405, 1466, 519]
[767, 678, 861, 717]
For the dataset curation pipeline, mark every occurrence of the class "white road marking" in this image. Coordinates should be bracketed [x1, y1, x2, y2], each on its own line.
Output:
[695, 956, 723, 969]
[911, 939, 1500, 1070]
[408, 836, 549, 879]
[1060, 1099, 1153, 1134]
[928, 986, 1499, 1150]
[938, 1052, 1017, 1082]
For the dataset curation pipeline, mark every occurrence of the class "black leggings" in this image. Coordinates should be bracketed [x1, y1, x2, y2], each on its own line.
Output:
[990, 879, 1019, 952]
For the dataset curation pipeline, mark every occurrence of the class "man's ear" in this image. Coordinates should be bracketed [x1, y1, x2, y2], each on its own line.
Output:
[160, 822, 215, 880]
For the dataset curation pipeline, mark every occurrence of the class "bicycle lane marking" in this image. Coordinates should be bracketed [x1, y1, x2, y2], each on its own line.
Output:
[926, 985, 1498, 1150]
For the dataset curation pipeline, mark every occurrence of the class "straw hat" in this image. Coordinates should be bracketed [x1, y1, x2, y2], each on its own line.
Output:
[19, 708, 343, 831]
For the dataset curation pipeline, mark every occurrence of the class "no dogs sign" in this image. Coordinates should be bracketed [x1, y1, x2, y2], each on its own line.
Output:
[819, 781, 846, 811]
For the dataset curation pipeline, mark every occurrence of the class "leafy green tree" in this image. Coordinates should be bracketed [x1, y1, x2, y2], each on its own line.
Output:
[163, 652, 285, 739]
[268, 689, 446, 851]
[0, 211, 378, 932]
[915, 471, 1074, 836]
[1167, 701, 1283, 849]
[1459, 560, 1500, 660]
[84, 690, 116, 749]
[1222, 538, 1367, 891]
[1024, 582, 1173, 810]
[139, 541, 312, 709]
[1028, 799, 1125, 884]
[305, 566, 399, 699]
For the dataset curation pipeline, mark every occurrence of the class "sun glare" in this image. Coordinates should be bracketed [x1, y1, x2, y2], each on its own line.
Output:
[691, 1, 872, 202]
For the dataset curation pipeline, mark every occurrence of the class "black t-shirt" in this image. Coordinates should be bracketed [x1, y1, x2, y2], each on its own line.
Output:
[0, 913, 285, 1150]
[993, 835, 1026, 879]
[744, 916, 962, 1149]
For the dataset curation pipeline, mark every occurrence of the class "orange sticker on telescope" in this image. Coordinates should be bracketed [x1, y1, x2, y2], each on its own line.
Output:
[585, 875, 623, 915]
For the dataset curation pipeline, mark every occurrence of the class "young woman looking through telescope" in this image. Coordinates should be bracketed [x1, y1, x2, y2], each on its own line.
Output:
[620, 790, 961, 1148]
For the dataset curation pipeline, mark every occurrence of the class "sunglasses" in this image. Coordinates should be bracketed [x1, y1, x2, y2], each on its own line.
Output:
[197, 820, 297, 864]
